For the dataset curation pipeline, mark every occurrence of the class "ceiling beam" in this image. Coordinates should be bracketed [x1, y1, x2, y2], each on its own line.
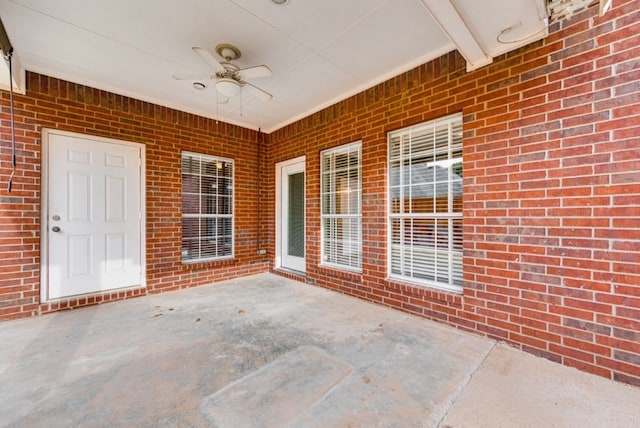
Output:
[0, 15, 25, 94]
[0, 52, 25, 94]
[419, 0, 492, 71]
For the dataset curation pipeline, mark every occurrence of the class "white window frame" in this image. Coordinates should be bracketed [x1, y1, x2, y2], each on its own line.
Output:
[320, 141, 362, 271]
[181, 151, 234, 263]
[388, 114, 463, 292]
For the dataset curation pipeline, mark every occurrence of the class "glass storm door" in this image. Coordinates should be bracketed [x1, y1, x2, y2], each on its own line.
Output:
[280, 160, 305, 272]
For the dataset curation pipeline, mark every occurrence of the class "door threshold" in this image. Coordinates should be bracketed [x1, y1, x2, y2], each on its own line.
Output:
[273, 268, 307, 282]
[40, 285, 147, 315]
[44, 284, 146, 304]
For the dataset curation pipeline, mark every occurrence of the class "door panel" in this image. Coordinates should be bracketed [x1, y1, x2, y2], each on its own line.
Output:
[105, 175, 126, 222]
[68, 172, 91, 222]
[46, 132, 143, 300]
[68, 235, 92, 277]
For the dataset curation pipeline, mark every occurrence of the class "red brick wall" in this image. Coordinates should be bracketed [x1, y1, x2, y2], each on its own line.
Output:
[0, 73, 268, 320]
[268, 0, 640, 385]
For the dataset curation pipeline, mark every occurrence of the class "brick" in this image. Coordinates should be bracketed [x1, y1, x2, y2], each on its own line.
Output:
[614, 350, 640, 366]
[598, 335, 640, 356]
[563, 336, 611, 356]
[549, 343, 595, 363]
[564, 358, 613, 379]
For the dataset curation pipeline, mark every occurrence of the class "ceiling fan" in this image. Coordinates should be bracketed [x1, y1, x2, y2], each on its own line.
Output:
[173, 43, 272, 103]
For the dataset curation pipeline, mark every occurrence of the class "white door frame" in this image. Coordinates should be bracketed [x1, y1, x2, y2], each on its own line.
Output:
[40, 129, 146, 302]
[275, 156, 305, 272]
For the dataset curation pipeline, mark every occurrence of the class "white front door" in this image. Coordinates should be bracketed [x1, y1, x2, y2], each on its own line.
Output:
[277, 158, 305, 272]
[42, 130, 144, 300]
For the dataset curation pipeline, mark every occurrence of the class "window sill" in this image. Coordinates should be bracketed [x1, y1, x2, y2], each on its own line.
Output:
[318, 264, 363, 283]
[388, 275, 463, 296]
[319, 262, 362, 274]
[181, 257, 235, 270]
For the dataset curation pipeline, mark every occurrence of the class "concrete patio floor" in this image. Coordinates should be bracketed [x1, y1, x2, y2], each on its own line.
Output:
[1, 273, 639, 427]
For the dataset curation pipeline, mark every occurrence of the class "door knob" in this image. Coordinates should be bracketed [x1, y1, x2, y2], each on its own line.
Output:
[51, 226, 61, 232]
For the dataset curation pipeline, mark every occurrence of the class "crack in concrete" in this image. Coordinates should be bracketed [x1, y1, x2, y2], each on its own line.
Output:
[434, 340, 498, 428]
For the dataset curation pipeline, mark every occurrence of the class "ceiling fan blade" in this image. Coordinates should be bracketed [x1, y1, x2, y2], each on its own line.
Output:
[192, 47, 225, 72]
[244, 81, 273, 102]
[238, 65, 272, 79]
[172, 73, 213, 80]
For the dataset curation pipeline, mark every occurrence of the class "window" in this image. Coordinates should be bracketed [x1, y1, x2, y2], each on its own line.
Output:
[181, 152, 233, 262]
[388, 114, 463, 291]
[321, 141, 362, 270]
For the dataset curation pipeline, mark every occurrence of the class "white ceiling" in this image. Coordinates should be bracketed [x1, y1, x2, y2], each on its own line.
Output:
[0, 0, 547, 132]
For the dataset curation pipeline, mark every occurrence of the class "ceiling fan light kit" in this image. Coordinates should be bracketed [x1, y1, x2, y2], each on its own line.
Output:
[216, 77, 241, 97]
